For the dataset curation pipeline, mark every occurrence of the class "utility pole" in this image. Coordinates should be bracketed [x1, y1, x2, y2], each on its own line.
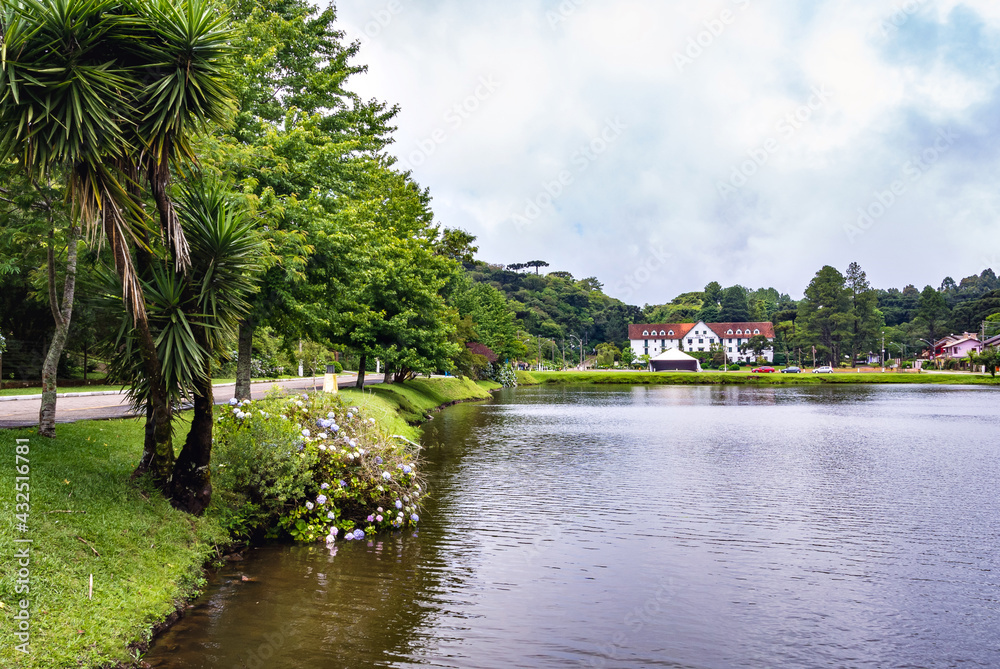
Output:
[537, 336, 541, 372]
[561, 339, 566, 370]
[881, 332, 885, 371]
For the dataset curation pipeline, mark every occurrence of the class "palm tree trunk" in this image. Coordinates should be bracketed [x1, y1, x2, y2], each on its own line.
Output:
[235, 318, 253, 400]
[39, 225, 80, 437]
[171, 350, 214, 515]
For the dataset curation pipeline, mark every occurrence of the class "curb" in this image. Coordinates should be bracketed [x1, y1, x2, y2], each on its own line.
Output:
[0, 376, 360, 403]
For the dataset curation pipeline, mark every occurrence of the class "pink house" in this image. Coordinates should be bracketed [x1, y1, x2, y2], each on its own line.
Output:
[936, 334, 982, 359]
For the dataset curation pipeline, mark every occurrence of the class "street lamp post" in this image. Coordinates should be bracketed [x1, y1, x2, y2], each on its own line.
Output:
[917, 338, 934, 372]
[568, 334, 582, 370]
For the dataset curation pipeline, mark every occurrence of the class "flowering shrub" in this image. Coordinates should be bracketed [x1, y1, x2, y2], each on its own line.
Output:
[212, 392, 424, 543]
[490, 362, 518, 388]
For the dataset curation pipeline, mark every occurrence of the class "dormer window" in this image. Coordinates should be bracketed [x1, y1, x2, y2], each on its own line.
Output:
[727, 329, 733, 335]
[736, 329, 742, 335]
[659, 330, 665, 336]
[643, 331, 649, 336]
[668, 330, 674, 336]
[754, 329, 760, 335]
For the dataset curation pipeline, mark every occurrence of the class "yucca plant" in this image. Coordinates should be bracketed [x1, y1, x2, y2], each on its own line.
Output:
[0, 0, 237, 486]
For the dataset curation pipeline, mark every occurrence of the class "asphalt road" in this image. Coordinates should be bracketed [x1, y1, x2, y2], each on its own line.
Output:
[0, 375, 380, 429]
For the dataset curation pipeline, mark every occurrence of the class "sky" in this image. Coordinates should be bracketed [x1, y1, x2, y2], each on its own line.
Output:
[333, 0, 1000, 305]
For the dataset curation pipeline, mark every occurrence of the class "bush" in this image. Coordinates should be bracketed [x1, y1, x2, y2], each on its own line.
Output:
[331, 361, 344, 374]
[212, 391, 424, 543]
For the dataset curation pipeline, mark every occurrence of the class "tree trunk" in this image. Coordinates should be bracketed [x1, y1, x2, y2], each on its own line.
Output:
[171, 350, 214, 515]
[131, 324, 175, 489]
[39, 225, 80, 438]
[383, 367, 393, 384]
[235, 318, 253, 400]
[355, 353, 367, 389]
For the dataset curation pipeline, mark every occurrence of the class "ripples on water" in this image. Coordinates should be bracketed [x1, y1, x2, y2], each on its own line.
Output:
[145, 385, 1000, 669]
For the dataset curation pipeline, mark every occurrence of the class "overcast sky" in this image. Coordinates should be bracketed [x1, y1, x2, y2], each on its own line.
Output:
[333, 0, 1000, 305]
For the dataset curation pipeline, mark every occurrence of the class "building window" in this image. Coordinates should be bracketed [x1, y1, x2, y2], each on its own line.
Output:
[699, 347, 704, 351]
[661, 340, 665, 347]
[644, 340, 648, 347]
[698, 338, 703, 344]
[728, 347, 733, 352]
[687, 339, 692, 345]
[643, 331, 649, 336]
[754, 329, 760, 335]
[668, 330, 674, 336]
[727, 329, 733, 335]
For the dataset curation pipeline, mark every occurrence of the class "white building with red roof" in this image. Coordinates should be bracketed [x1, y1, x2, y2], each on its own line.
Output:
[629, 320, 775, 363]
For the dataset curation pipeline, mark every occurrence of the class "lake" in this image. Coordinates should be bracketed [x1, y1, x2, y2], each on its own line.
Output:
[145, 384, 1000, 668]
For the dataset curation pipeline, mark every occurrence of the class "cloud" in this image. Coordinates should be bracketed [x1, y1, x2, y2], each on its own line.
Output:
[336, 0, 1000, 302]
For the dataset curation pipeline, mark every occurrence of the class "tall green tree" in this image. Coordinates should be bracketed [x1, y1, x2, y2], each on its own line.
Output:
[796, 266, 852, 365]
[200, 0, 398, 399]
[844, 262, 883, 363]
[719, 286, 751, 322]
[916, 285, 950, 344]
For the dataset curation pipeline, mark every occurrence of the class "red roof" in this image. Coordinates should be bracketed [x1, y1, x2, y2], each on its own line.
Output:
[629, 322, 774, 340]
[466, 342, 498, 362]
[707, 322, 775, 339]
[628, 323, 696, 340]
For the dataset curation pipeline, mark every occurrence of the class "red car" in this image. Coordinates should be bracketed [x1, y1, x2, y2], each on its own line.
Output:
[751, 366, 776, 373]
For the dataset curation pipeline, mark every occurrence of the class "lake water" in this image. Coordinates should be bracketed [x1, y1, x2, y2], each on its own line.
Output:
[145, 384, 1000, 668]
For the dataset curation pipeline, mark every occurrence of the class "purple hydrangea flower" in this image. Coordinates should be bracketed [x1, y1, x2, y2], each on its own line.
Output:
[376, 515, 383, 522]
[410, 514, 419, 522]
[305, 501, 314, 510]
[316, 495, 327, 505]
[395, 500, 403, 510]
[352, 529, 365, 540]
[375, 456, 383, 465]
[320, 482, 330, 490]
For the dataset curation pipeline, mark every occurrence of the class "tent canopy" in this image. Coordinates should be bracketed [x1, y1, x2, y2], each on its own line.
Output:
[649, 348, 701, 372]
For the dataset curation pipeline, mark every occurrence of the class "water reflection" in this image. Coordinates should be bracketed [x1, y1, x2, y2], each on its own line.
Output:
[145, 384, 1000, 668]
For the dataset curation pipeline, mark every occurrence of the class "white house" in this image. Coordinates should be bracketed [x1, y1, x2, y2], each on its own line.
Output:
[629, 321, 776, 363]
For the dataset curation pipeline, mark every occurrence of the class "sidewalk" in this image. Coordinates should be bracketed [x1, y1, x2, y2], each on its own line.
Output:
[0, 374, 372, 429]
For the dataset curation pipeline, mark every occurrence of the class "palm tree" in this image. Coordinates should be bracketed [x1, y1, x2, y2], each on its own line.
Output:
[0, 0, 236, 487]
[105, 176, 261, 514]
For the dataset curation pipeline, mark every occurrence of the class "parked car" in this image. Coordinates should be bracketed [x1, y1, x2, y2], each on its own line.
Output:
[752, 366, 776, 373]
[813, 365, 834, 373]
[780, 366, 801, 373]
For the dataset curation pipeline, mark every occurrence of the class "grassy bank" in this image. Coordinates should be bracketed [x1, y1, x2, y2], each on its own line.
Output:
[0, 419, 230, 669]
[532, 370, 1000, 386]
[340, 377, 499, 442]
[0, 376, 497, 668]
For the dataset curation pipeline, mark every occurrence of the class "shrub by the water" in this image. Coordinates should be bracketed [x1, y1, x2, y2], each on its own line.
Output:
[213, 392, 424, 542]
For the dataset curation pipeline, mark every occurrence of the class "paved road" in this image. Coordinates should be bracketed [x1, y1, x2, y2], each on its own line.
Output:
[0, 375, 379, 429]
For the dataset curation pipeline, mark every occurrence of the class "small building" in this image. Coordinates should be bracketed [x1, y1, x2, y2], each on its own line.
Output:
[935, 334, 982, 359]
[649, 348, 701, 372]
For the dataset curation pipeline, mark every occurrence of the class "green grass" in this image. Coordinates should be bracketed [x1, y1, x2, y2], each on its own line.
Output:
[532, 370, 1000, 386]
[515, 371, 541, 385]
[0, 420, 230, 669]
[339, 377, 497, 443]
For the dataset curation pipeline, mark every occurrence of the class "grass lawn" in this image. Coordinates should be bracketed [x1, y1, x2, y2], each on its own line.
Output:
[339, 377, 498, 443]
[0, 419, 230, 669]
[532, 370, 1000, 386]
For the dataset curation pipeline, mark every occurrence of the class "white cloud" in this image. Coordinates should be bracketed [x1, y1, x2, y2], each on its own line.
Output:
[336, 0, 1000, 302]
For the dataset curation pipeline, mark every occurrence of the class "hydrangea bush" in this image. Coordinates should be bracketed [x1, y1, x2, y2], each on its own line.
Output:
[490, 362, 518, 388]
[212, 392, 424, 543]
